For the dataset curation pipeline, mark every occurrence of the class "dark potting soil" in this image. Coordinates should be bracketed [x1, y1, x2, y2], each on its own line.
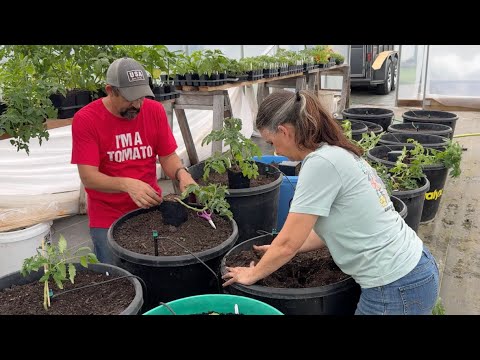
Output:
[0, 270, 135, 315]
[198, 171, 275, 188]
[113, 208, 232, 256]
[226, 246, 348, 288]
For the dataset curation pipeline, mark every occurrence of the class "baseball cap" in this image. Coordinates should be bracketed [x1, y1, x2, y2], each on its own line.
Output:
[106, 57, 154, 101]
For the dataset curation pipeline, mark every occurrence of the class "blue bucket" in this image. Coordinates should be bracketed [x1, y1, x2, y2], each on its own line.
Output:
[254, 155, 298, 231]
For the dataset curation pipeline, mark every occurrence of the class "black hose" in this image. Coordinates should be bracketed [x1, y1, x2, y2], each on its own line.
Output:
[51, 274, 148, 305]
[160, 236, 222, 293]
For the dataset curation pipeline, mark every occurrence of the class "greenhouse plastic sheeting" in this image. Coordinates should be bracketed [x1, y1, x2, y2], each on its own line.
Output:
[0, 87, 255, 199]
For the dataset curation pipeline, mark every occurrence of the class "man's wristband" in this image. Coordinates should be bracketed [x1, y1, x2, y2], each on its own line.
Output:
[174, 167, 190, 181]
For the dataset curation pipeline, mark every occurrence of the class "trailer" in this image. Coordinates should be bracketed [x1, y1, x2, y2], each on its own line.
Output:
[349, 45, 399, 95]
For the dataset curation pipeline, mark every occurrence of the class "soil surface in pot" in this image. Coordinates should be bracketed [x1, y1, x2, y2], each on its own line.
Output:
[113, 206, 232, 256]
[198, 171, 276, 188]
[226, 247, 348, 288]
[0, 270, 135, 315]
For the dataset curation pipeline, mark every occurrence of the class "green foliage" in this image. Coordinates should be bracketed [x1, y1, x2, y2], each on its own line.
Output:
[387, 146, 426, 191]
[402, 140, 462, 178]
[21, 235, 98, 309]
[341, 119, 352, 140]
[330, 52, 345, 65]
[432, 297, 446, 315]
[201, 117, 262, 181]
[355, 131, 384, 154]
[0, 52, 58, 154]
[177, 183, 233, 220]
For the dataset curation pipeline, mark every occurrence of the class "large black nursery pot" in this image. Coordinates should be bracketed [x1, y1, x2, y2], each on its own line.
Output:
[387, 122, 453, 140]
[349, 120, 368, 141]
[402, 110, 458, 137]
[378, 132, 449, 150]
[0, 263, 144, 315]
[342, 107, 394, 132]
[355, 120, 384, 135]
[221, 234, 361, 315]
[188, 161, 282, 244]
[367, 145, 430, 232]
[391, 195, 408, 220]
[107, 206, 239, 312]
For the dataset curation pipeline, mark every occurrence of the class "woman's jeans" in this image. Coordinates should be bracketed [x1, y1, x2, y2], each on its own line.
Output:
[355, 246, 440, 315]
[90, 228, 115, 265]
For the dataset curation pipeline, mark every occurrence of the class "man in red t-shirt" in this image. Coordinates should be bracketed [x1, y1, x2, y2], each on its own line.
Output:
[71, 57, 196, 263]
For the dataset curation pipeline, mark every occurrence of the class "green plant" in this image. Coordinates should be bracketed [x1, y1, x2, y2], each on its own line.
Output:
[401, 140, 462, 178]
[201, 117, 262, 181]
[21, 235, 98, 310]
[355, 131, 384, 153]
[330, 52, 345, 65]
[177, 183, 233, 221]
[432, 297, 446, 315]
[0, 51, 59, 154]
[341, 119, 352, 139]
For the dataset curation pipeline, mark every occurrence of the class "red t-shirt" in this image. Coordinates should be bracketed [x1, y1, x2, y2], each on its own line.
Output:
[71, 98, 177, 228]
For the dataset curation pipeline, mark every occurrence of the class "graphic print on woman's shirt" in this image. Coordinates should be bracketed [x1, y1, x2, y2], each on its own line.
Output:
[355, 156, 393, 211]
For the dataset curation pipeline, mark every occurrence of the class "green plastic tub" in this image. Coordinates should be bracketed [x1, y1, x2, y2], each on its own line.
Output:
[143, 294, 283, 315]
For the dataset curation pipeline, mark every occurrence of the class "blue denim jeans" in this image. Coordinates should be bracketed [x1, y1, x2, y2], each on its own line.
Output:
[90, 228, 115, 265]
[355, 246, 440, 315]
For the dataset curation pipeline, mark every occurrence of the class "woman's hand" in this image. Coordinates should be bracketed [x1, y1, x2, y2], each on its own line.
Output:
[253, 244, 270, 253]
[222, 261, 257, 287]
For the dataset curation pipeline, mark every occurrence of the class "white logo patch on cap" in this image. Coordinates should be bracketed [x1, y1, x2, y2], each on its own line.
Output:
[127, 70, 145, 82]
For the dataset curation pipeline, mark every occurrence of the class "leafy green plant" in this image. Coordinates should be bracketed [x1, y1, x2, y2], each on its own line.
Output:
[341, 119, 352, 140]
[355, 131, 384, 154]
[21, 235, 98, 310]
[401, 140, 462, 178]
[432, 297, 446, 315]
[201, 117, 262, 181]
[176, 183, 233, 221]
[0, 52, 59, 154]
[368, 145, 426, 194]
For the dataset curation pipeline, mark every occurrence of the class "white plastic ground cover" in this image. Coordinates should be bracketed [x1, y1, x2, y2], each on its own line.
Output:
[0, 87, 255, 199]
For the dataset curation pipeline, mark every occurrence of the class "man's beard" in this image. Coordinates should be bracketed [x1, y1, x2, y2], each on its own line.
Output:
[120, 107, 140, 120]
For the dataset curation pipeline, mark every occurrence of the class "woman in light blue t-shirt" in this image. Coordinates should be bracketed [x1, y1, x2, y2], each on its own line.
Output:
[222, 89, 439, 315]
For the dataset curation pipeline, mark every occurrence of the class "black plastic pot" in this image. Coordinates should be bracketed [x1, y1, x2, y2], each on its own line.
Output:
[107, 207, 239, 311]
[221, 234, 361, 315]
[158, 200, 188, 227]
[227, 168, 250, 189]
[342, 107, 394, 132]
[378, 132, 449, 150]
[188, 161, 282, 244]
[355, 120, 384, 135]
[0, 263, 144, 315]
[391, 196, 407, 219]
[402, 110, 458, 136]
[420, 165, 449, 223]
[367, 145, 431, 232]
[349, 120, 369, 141]
[387, 122, 453, 140]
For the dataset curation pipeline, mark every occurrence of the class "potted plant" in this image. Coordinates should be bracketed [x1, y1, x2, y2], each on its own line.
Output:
[0, 235, 144, 315]
[367, 145, 430, 232]
[368, 139, 462, 223]
[107, 185, 239, 312]
[221, 233, 361, 315]
[187, 117, 283, 243]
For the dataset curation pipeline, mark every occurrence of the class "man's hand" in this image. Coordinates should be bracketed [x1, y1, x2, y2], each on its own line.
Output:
[222, 261, 257, 287]
[177, 168, 197, 193]
[124, 178, 162, 209]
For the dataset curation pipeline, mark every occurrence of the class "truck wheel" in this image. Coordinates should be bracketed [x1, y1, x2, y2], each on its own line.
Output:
[391, 58, 398, 91]
[376, 59, 392, 95]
